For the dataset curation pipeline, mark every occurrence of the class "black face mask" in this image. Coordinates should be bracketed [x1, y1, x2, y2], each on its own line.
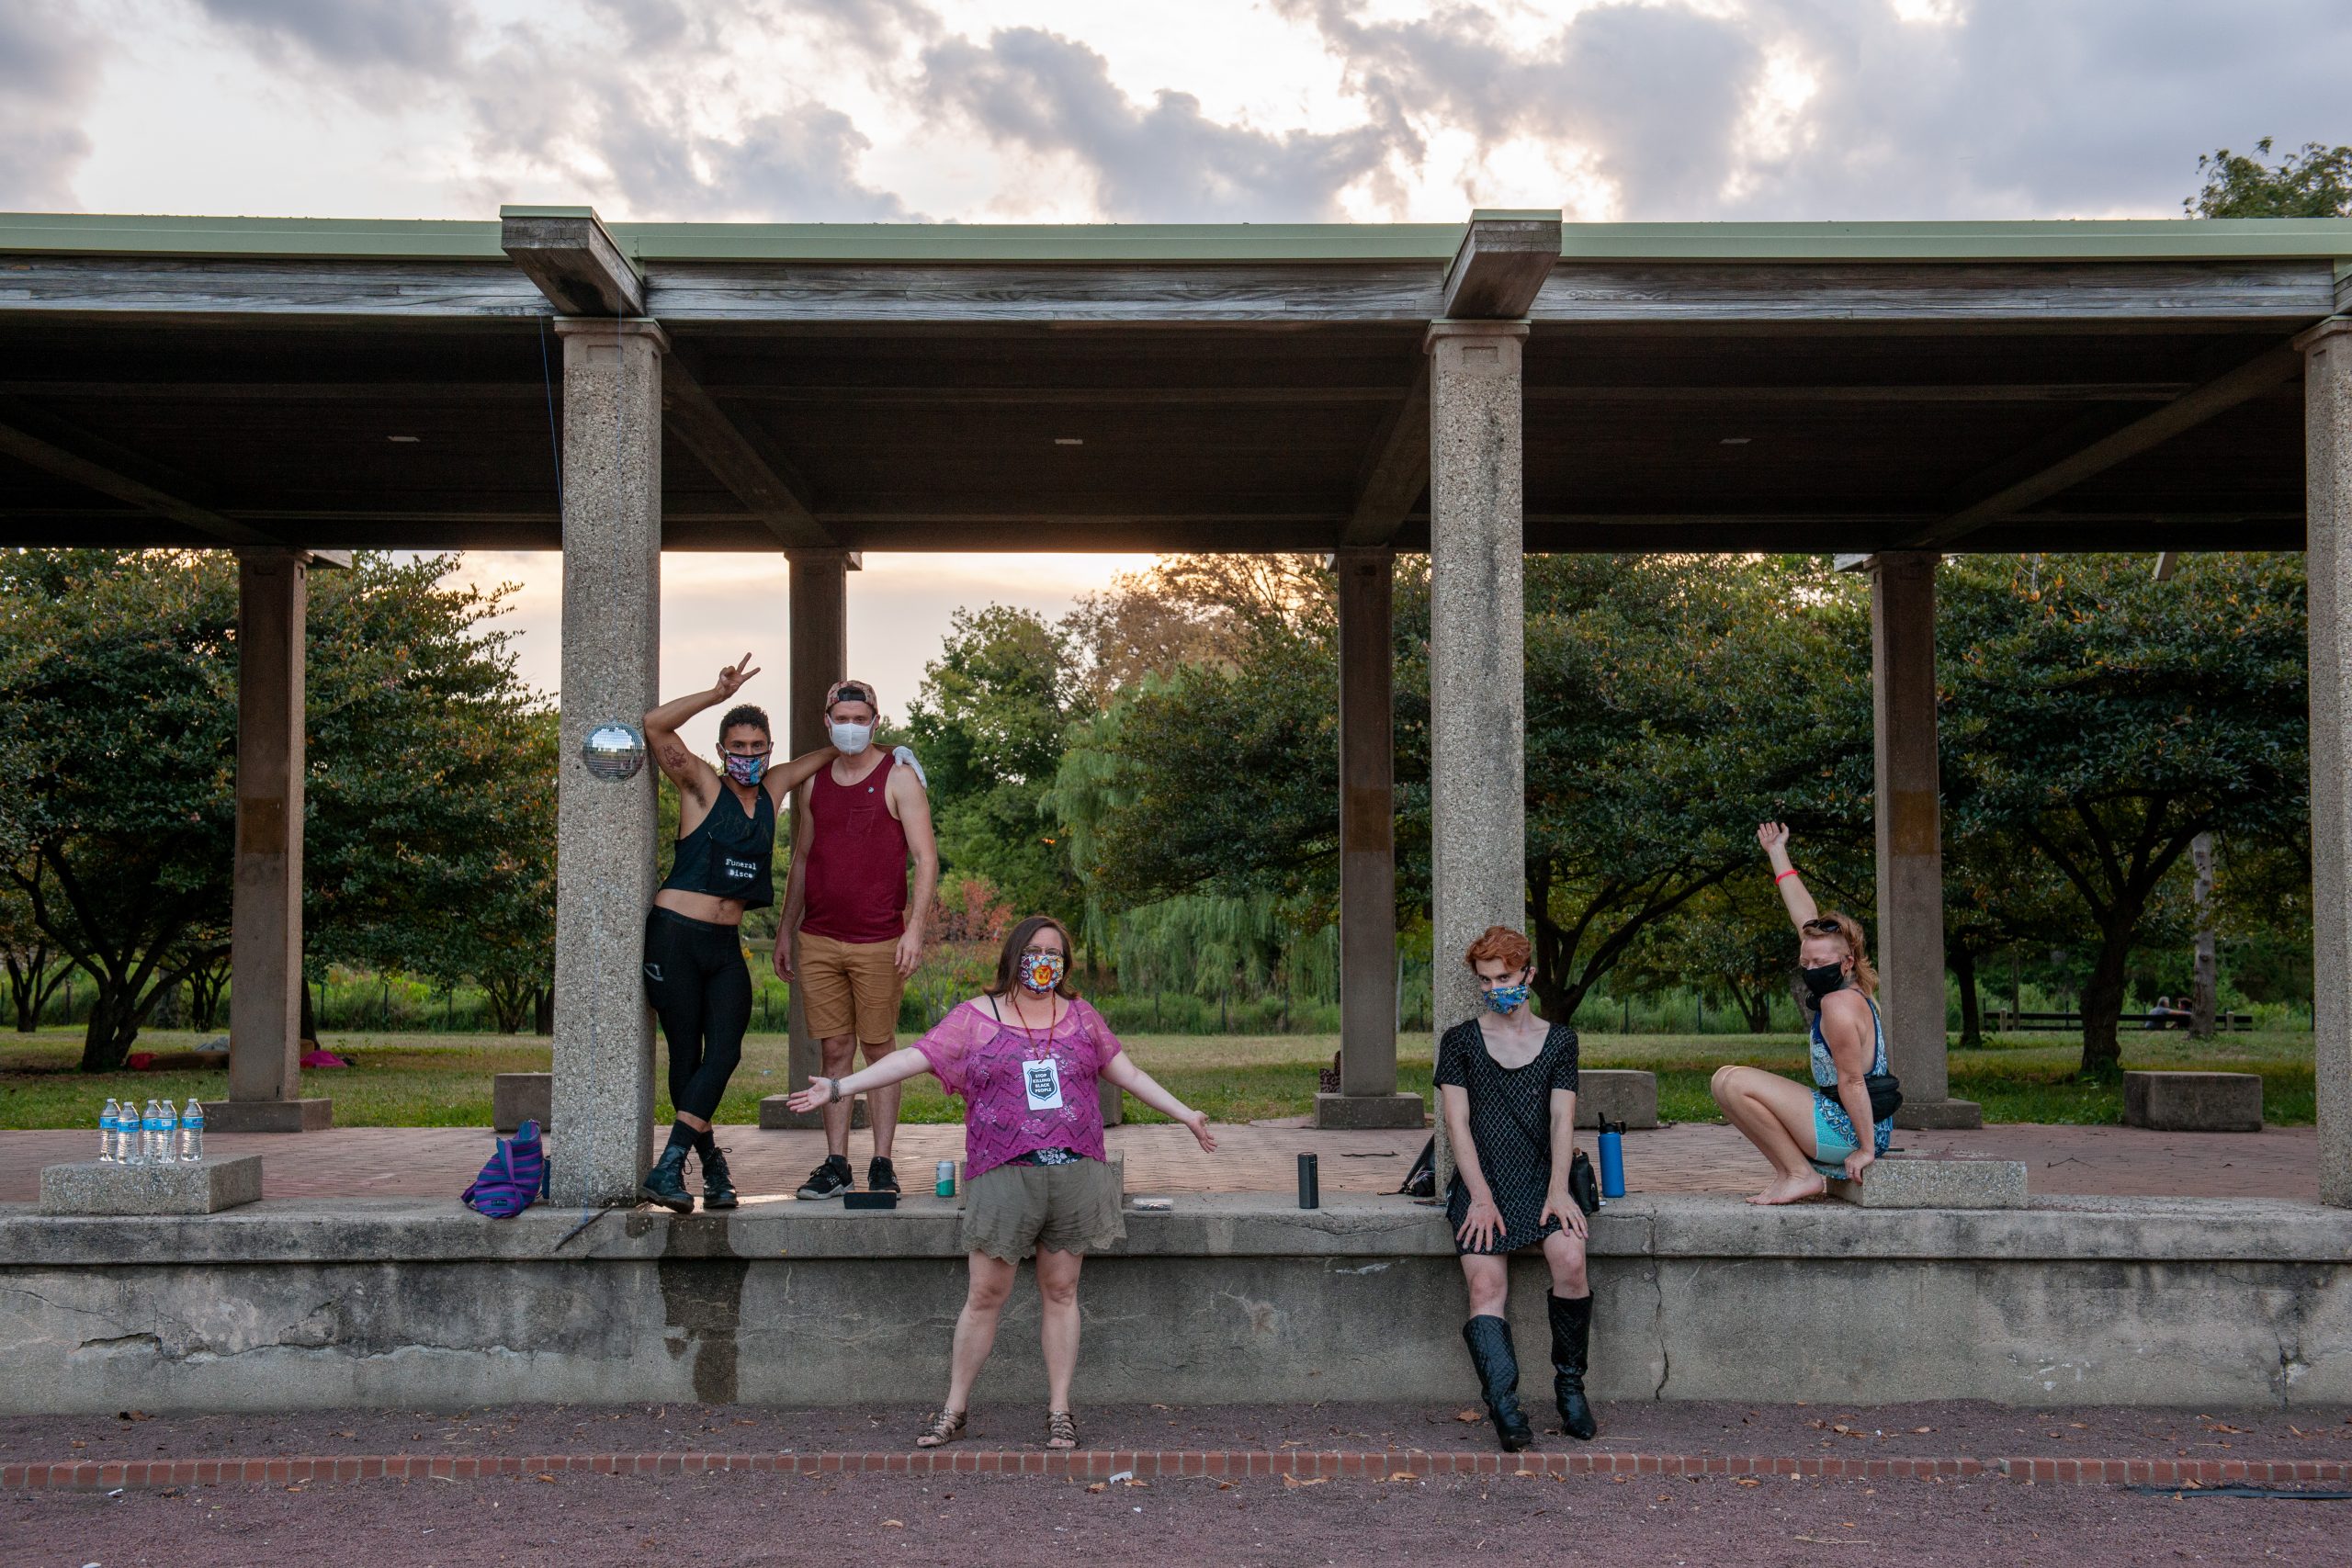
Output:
[1801, 963, 1847, 1000]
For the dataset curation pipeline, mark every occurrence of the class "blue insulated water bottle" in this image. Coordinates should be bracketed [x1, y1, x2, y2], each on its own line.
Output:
[1598, 1118, 1626, 1200]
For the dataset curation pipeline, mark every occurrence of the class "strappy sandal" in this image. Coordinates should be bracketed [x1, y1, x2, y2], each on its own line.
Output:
[1046, 1410, 1080, 1450]
[914, 1408, 967, 1450]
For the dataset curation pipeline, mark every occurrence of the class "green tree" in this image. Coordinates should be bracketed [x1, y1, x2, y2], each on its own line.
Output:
[2187, 138, 2352, 218]
[0, 549, 551, 1067]
[906, 605, 1091, 921]
[1940, 553, 2307, 1077]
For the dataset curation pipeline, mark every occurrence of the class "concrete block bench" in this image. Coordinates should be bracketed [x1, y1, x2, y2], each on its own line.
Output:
[1576, 1069, 1658, 1130]
[40, 1156, 263, 1215]
[1829, 1156, 2026, 1209]
[2123, 1071, 2263, 1133]
[493, 1073, 552, 1133]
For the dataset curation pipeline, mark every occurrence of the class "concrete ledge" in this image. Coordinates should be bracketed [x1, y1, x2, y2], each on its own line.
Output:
[1829, 1157, 2027, 1209]
[1575, 1069, 1657, 1130]
[1311, 1091, 1427, 1130]
[39, 1156, 263, 1215]
[2, 1192, 2346, 1413]
[2124, 1071, 2263, 1133]
[200, 1098, 332, 1134]
[492, 1074, 552, 1133]
[1894, 1097, 1984, 1130]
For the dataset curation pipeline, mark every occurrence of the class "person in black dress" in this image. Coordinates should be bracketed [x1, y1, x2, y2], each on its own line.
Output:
[1434, 924, 1596, 1450]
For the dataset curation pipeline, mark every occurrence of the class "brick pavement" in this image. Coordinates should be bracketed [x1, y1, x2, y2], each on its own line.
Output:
[0, 1118, 2318, 1203]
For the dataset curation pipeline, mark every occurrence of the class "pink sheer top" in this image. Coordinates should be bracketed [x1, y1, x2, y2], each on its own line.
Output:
[914, 995, 1124, 1179]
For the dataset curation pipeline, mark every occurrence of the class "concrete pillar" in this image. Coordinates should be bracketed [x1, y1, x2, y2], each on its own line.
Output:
[548, 316, 667, 1205]
[1316, 547, 1421, 1129]
[1868, 552, 1979, 1130]
[214, 549, 331, 1132]
[773, 548, 853, 1129]
[1426, 321, 1530, 1187]
[2300, 315, 2352, 1207]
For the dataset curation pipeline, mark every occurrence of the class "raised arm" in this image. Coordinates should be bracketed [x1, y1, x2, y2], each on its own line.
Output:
[1757, 821, 1820, 931]
[644, 652, 758, 805]
[761, 743, 838, 802]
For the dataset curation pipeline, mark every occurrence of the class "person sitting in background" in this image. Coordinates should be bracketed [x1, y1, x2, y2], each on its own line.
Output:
[1710, 822, 1894, 1205]
[1436, 924, 1597, 1452]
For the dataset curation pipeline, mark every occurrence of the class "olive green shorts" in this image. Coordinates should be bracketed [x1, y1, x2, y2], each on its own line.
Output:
[961, 1157, 1125, 1264]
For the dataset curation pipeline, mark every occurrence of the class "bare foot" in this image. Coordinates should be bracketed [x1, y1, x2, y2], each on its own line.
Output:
[1746, 1173, 1827, 1206]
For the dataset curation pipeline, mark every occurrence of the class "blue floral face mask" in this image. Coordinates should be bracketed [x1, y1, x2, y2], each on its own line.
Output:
[1482, 976, 1532, 1014]
[1018, 952, 1065, 993]
[722, 750, 769, 786]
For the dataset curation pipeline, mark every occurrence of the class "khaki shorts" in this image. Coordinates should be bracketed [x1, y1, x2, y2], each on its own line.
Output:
[961, 1157, 1126, 1264]
[797, 931, 903, 1044]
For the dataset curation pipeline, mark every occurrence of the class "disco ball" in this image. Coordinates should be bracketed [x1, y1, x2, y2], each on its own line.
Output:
[581, 720, 648, 781]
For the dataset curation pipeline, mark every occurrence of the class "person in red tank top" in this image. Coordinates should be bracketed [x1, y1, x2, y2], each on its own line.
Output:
[777, 679, 940, 1200]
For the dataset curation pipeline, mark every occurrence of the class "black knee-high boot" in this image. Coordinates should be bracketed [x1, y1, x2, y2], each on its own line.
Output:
[1547, 1292, 1598, 1441]
[1462, 1315, 1534, 1452]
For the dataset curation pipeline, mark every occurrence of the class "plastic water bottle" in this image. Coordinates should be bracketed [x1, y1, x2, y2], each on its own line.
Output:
[179, 1100, 205, 1163]
[99, 1098, 120, 1163]
[141, 1099, 168, 1165]
[119, 1100, 144, 1165]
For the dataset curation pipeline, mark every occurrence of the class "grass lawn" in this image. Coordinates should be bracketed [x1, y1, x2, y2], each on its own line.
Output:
[0, 1024, 2315, 1131]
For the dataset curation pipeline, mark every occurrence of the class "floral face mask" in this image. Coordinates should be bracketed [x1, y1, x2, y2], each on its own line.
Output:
[722, 750, 770, 786]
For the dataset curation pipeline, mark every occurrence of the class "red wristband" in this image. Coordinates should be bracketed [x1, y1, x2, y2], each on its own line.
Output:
[1775, 868, 1801, 884]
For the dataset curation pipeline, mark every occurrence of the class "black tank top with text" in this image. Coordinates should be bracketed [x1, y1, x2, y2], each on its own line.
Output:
[661, 787, 776, 908]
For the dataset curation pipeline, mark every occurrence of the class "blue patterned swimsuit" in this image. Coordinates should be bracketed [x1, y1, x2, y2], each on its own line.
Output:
[1808, 995, 1893, 1177]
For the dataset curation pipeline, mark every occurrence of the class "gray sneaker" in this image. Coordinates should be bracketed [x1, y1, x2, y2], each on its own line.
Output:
[796, 1154, 853, 1200]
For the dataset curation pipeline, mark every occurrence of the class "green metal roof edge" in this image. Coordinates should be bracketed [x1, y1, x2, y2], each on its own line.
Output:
[1557, 218, 2352, 262]
[0, 212, 508, 259]
[1, 210, 2347, 266]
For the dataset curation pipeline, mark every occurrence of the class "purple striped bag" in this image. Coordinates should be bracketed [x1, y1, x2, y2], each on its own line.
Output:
[461, 1119, 547, 1218]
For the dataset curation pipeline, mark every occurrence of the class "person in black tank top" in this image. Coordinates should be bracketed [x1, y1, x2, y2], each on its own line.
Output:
[636, 653, 845, 1213]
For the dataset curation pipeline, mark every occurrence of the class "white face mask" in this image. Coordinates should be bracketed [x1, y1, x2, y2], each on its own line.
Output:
[829, 720, 874, 754]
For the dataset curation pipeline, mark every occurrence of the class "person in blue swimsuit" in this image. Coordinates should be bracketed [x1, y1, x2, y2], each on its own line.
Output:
[638, 652, 844, 1213]
[1709, 822, 1893, 1205]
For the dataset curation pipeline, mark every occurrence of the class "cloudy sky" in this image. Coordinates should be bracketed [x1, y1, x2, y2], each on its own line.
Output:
[7, 0, 2346, 745]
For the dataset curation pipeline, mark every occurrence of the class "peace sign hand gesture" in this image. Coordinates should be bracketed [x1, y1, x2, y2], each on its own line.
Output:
[713, 651, 761, 701]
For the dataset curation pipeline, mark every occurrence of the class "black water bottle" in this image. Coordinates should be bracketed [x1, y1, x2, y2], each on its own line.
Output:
[1297, 1152, 1320, 1210]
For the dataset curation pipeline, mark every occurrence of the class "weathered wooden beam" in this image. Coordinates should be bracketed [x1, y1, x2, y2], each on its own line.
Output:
[1532, 261, 2337, 323]
[1903, 341, 2304, 547]
[500, 207, 644, 318]
[0, 255, 542, 317]
[661, 355, 833, 548]
[646, 262, 1445, 324]
[0, 399, 277, 545]
[0, 380, 547, 403]
[1340, 363, 1428, 545]
[1440, 210, 1563, 321]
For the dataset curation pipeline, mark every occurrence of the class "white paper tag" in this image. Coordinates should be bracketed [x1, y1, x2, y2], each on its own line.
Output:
[1023, 1057, 1065, 1111]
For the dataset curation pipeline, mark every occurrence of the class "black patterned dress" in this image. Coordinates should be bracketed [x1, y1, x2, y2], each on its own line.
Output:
[1435, 1018, 1581, 1256]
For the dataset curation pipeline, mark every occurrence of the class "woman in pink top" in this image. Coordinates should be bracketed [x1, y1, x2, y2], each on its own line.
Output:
[788, 914, 1215, 1451]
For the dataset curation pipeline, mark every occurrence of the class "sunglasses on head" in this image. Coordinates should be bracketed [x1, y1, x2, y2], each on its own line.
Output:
[1801, 918, 1843, 935]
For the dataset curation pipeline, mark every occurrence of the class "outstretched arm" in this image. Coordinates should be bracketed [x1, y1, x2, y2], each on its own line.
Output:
[1757, 821, 1820, 931]
[762, 744, 838, 802]
[786, 1043, 933, 1111]
[645, 652, 758, 807]
[1101, 1051, 1216, 1152]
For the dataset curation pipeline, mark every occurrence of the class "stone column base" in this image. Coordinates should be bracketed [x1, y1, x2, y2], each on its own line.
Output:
[200, 1098, 333, 1133]
[1312, 1092, 1427, 1130]
[1894, 1098, 1983, 1131]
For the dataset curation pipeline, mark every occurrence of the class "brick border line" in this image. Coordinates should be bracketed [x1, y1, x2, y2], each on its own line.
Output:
[6, 1450, 2346, 1492]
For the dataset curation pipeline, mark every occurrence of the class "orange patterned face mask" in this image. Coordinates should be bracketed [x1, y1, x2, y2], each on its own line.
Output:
[1018, 952, 1065, 993]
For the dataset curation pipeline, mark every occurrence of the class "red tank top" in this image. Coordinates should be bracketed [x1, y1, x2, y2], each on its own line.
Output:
[803, 752, 910, 943]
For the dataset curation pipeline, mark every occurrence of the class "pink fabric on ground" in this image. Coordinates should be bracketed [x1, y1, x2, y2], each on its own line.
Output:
[914, 996, 1123, 1179]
